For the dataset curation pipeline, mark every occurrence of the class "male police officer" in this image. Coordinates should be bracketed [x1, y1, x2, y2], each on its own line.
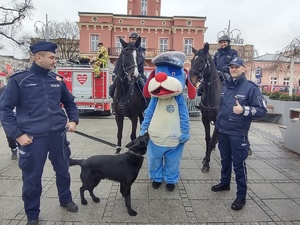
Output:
[0, 41, 79, 225]
[109, 31, 146, 98]
[212, 57, 267, 211]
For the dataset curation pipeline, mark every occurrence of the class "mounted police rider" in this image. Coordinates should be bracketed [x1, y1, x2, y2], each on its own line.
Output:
[197, 34, 238, 97]
[109, 31, 147, 98]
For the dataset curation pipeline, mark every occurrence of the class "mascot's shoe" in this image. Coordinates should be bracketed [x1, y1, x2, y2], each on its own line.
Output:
[231, 198, 246, 210]
[26, 219, 39, 225]
[60, 201, 78, 212]
[211, 183, 230, 192]
[166, 183, 175, 191]
[152, 181, 162, 189]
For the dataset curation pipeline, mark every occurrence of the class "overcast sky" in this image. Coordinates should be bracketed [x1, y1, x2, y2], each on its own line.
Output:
[1, 0, 300, 58]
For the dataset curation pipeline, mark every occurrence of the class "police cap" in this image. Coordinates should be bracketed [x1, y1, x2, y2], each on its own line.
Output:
[229, 57, 245, 67]
[30, 41, 58, 54]
[152, 51, 186, 68]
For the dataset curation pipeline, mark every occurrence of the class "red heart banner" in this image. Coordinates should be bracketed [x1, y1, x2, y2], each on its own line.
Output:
[77, 74, 87, 85]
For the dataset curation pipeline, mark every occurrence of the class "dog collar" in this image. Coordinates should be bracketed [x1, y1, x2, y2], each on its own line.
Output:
[128, 150, 143, 157]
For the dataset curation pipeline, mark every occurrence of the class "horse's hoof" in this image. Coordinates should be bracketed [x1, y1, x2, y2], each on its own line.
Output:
[115, 147, 121, 154]
[201, 166, 210, 173]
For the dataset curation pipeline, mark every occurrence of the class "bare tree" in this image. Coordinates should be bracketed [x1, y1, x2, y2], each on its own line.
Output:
[0, 0, 34, 46]
[34, 20, 80, 61]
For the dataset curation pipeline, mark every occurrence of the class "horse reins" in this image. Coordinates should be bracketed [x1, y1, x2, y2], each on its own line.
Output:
[193, 53, 221, 124]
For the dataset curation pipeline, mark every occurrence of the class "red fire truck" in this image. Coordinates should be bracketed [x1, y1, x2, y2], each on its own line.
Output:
[55, 66, 113, 115]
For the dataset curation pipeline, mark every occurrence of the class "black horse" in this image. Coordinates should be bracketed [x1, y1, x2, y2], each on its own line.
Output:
[189, 43, 223, 172]
[113, 38, 147, 154]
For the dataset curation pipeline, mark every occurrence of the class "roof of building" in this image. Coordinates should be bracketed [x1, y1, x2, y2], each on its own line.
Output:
[254, 53, 300, 63]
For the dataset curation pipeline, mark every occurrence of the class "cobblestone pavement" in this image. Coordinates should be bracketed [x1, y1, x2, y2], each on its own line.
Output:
[1, 116, 300, 225]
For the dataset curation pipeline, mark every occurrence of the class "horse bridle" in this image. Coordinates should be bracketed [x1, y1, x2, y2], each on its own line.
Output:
[121, 47, 138, 80]
[191, 53, 221, 119]
[190, 53, 210, 84]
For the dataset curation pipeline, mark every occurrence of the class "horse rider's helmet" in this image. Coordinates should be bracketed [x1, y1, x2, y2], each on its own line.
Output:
[218, 35, 231, 44]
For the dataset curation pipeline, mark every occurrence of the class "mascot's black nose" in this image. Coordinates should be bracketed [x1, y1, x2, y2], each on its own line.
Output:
[155, 72, 168, 83]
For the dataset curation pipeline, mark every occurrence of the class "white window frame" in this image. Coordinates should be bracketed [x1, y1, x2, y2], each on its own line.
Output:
[184, 38, 193, 54]
[283, 77, 290, 86]
[116, 36, 126, 54]
[159, 38, 168, 52]
[141, 0, 147, 15]
[141, 37, 147, 49]
[90, 34, 99, 52]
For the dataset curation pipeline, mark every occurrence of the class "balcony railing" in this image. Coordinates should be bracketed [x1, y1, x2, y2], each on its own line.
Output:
[108, 47, 175, 59]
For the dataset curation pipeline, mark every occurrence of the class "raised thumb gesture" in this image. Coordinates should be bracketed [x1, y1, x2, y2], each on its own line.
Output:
[233, 100, 243, 114]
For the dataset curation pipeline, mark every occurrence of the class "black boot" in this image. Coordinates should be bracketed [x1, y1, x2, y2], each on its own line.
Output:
[11, 147, 18, 160]
[109, 81, 116, 98]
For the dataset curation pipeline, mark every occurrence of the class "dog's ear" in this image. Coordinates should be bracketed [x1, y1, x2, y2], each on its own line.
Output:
[125, 133, 149, 149]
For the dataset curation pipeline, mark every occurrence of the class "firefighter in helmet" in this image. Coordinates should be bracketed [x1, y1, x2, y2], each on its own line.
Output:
[109, 31, 147, 98]
[93, 42, 108, 77]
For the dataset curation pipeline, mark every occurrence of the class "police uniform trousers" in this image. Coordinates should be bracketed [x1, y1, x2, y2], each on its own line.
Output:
[147, 139, 184, 184]
[18, 131, 72, 220]
[218, 132, 248, 200]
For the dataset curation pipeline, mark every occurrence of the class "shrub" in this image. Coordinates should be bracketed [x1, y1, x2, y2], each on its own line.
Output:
[279, 94, 292, 101]
[262, 91, 268, 95]
[293, 95, 300, 102]
[269, 91, 281, 100]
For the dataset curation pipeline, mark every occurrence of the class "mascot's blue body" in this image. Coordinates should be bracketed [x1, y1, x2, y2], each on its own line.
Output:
[140, 51, 196, 190]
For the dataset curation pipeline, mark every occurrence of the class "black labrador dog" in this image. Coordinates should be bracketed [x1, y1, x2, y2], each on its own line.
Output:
[69, 133, 149, 216]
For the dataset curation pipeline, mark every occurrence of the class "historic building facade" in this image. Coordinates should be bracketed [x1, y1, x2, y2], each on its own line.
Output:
[77, 0, 206, 69]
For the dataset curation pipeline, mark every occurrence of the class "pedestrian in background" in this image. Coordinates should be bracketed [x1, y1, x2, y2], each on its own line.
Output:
[212, 57, 267, 210]
[0, 73, 19, 160]
[0, 41, 79, 225]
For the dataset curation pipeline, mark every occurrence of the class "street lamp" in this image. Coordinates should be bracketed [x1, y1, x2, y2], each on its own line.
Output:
[217, 20, 244, 45]
[34, 14, 53, 41]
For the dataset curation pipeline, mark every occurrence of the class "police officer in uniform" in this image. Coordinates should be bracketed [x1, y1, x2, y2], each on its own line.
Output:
[0, 73, 19, 160]
[197, 34, 238, 97]
[0, 41, 79, 225]
[109, 31, 147, 98]
[212, 57, 267, 211]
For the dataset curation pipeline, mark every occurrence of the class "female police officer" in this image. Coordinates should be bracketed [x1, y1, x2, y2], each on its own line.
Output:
[0, 41, 79, 225]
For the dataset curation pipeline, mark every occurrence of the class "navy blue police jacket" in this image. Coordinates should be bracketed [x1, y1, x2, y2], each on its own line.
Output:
[113, 46, 146, 75]
[213, 45, 238, 74]
[216, 74, 267, 137]
[0, 62, 79, 140]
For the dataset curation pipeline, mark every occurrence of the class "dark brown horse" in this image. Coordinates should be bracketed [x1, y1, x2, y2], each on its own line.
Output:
[189, 43, 223, 172]
[113, 38, 147, 154]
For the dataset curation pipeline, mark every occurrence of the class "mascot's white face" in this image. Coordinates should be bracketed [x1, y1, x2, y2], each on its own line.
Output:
[148, 67, 184, 99]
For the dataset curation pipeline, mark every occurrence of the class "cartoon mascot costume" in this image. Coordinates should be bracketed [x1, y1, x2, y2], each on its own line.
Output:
[139, 51, 196, 191]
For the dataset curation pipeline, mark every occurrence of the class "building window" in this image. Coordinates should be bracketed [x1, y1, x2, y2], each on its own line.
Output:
[116, 36, 126, 54]
[141, 0, 147, 15]
[271, 77, 277, 85]
[184, 38, 193, 54]
[90, 34, 99, 52]
[159, 38, 168, 52]
[141, 37, 147, 49]
[283, 77, 290, 85]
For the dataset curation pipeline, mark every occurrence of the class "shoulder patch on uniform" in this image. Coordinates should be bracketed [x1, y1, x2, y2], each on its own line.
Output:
[10, 70, 27, 78]
[248, 80, 258, 87]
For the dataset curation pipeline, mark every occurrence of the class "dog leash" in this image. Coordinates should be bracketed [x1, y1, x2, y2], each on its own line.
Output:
[74, 130, 117, 148]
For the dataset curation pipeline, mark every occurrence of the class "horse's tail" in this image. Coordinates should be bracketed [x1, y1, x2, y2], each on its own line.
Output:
[69, 158, 84, 167]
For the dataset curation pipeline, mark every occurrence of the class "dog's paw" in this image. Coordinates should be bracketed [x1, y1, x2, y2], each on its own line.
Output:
[81, 199, 88, 205]
[92, 197, 100, 203]
[128, 209, 137, 216]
